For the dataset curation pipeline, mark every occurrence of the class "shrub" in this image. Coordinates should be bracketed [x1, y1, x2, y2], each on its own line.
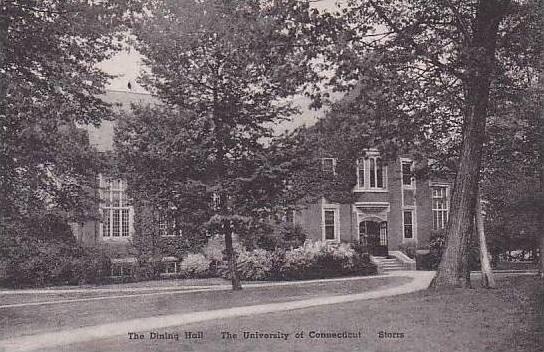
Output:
[0, 222, 112, 288]
[232, 248, 273, 280]
[178, 253, 211, 278]
[133, 258, 162, 281]
[210, 240, 375, 281]
[417, 230, 480, 270]
[278, 241, 375, 280]
[399, 240, 418, 259]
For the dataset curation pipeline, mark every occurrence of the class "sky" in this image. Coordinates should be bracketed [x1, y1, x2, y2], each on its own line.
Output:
[96, 0, 344, 132]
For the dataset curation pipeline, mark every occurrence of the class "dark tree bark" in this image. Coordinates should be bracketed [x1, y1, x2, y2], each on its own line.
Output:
[224, 225, 242, 291]
[0, 2, 8, 229]
[539, 72, 544, 279]
[539, 232, 544, 279]
[431, 0, 509, 288]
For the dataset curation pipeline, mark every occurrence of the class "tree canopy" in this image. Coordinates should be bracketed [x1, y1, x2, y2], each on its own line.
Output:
[0, 0, 143, 227]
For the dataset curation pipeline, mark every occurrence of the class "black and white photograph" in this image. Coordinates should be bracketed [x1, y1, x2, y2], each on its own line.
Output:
[0, 0, 543, 351]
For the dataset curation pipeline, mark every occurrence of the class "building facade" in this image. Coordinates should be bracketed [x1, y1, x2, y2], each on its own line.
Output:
[72, 90, 452, 276]
[295, 152, 452, 256]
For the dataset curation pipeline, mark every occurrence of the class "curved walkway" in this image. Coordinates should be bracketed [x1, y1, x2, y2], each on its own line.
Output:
[0, 271, 435, 352]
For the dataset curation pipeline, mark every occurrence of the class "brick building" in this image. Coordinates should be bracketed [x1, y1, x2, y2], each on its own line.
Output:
[74, 90, 452, 274]
[293, 152, 452, 268]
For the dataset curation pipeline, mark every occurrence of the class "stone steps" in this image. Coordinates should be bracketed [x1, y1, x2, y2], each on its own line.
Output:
[371, 256, 408, 272]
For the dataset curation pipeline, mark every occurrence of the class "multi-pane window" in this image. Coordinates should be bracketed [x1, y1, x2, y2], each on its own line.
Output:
[357, 156, 386, 190]
[211, 192, 221, 211]
[162, 260, 179, 274]
[357, 158, 365, 188]
[379, 222, 388, 246]
[402, 160, 414, 187]
[321, 158, 336, 176]
[281, 209, 295, 224]
[322, 208, 339, 241]
[100, 177, 132, 238]
[432, 186, 449, 230]
[158, 216, 180, 237]
[403, 210, 414, 239]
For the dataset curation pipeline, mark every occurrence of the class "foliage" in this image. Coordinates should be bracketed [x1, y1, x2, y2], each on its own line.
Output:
[418, 230, 480, 271]
[118, 0, 325, 288]
[244, 222, 307, 252]
[0, 216, 111, 288]
[213, 240, 376, 281]
[399, 240, 418, 260]
[178, 253, 211, 279]
[283, 0, 544, 287]
[230, 248, 274, 281]
[0, 1, 143, 226]
[276, 241, 376, 280]
[131, 200, 208, 268]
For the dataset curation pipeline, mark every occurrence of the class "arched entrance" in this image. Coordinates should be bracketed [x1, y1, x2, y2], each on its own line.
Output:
[359, 220, 388, 256]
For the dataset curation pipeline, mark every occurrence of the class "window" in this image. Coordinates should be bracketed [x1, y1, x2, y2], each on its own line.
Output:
[321, 158, 336, 176]
[162, 260, 179, 274]
[401, 160, 414, 187]
[158, 215, 181, 237]
[110, 258, 136, 276]
[100, 177, 132, 238]
[281, 209, 295, 224]
[432, 186, 449, 230]
[211, 192, 221, 211]
[357, 156, 386, 190]
[322, 207, 339, 241]
[357, 158, 365, 188]
[403, 210, 414, 239]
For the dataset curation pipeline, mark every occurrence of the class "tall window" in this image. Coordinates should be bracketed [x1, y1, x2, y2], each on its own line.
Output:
[403, 210, 414, 239]
[100, 178, 132, 238]
[357, 158, 365, 188]
[357, 156, 386, 190]
[432, 186, 449, 230]
[321, 158, 336, 176]
[322, 207, 339, 241]
[158, 215, 181, 237]
[401, 160, 414, 187]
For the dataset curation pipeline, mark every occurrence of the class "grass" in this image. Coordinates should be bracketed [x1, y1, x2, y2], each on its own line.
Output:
[493, 261, 538, 271]
[0, 276, 404, 340]
[68, 275, 544, 352]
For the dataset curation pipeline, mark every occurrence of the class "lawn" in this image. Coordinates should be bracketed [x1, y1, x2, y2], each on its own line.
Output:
[68, 275, 544, 352]
[1, 275, 405, 340]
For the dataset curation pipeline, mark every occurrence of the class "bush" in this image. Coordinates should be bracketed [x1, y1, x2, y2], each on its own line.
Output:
[230, 248, 274, 280]
[0, 222, 112, 288]
[417, 230, 480, 271]
[210, 240, 376, 281]
[277, 241, 375, 280]
[133, 258, 161, 281]
[178, 253, 211, 278]
[399, 240, 418, 259]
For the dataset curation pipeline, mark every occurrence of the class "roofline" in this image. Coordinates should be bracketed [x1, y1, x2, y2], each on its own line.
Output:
[104, 89, 153, 97]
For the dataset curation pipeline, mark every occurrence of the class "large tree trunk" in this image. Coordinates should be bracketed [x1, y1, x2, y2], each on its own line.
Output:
[538, 234, 544, 279]
[431, 0, 508, 289]
[539, 71, 544, 279]
[475, 186, 496, 288]
[224, 224, 242, 291]
[0, 2, 8, 229]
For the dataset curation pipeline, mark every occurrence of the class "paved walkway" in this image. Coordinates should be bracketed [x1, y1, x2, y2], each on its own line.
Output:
[0, 271, 435, 352]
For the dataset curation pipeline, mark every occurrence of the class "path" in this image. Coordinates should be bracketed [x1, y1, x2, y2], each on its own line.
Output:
[0, 271, 434, 352]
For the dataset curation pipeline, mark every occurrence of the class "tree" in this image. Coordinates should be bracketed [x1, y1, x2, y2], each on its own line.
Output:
[122, 0, 318, 290]
[0, 1, 143, 230]
[300, 0, 544, 288]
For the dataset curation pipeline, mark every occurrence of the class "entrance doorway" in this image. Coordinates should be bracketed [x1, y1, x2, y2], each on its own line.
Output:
[359, 220, 388, 256]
